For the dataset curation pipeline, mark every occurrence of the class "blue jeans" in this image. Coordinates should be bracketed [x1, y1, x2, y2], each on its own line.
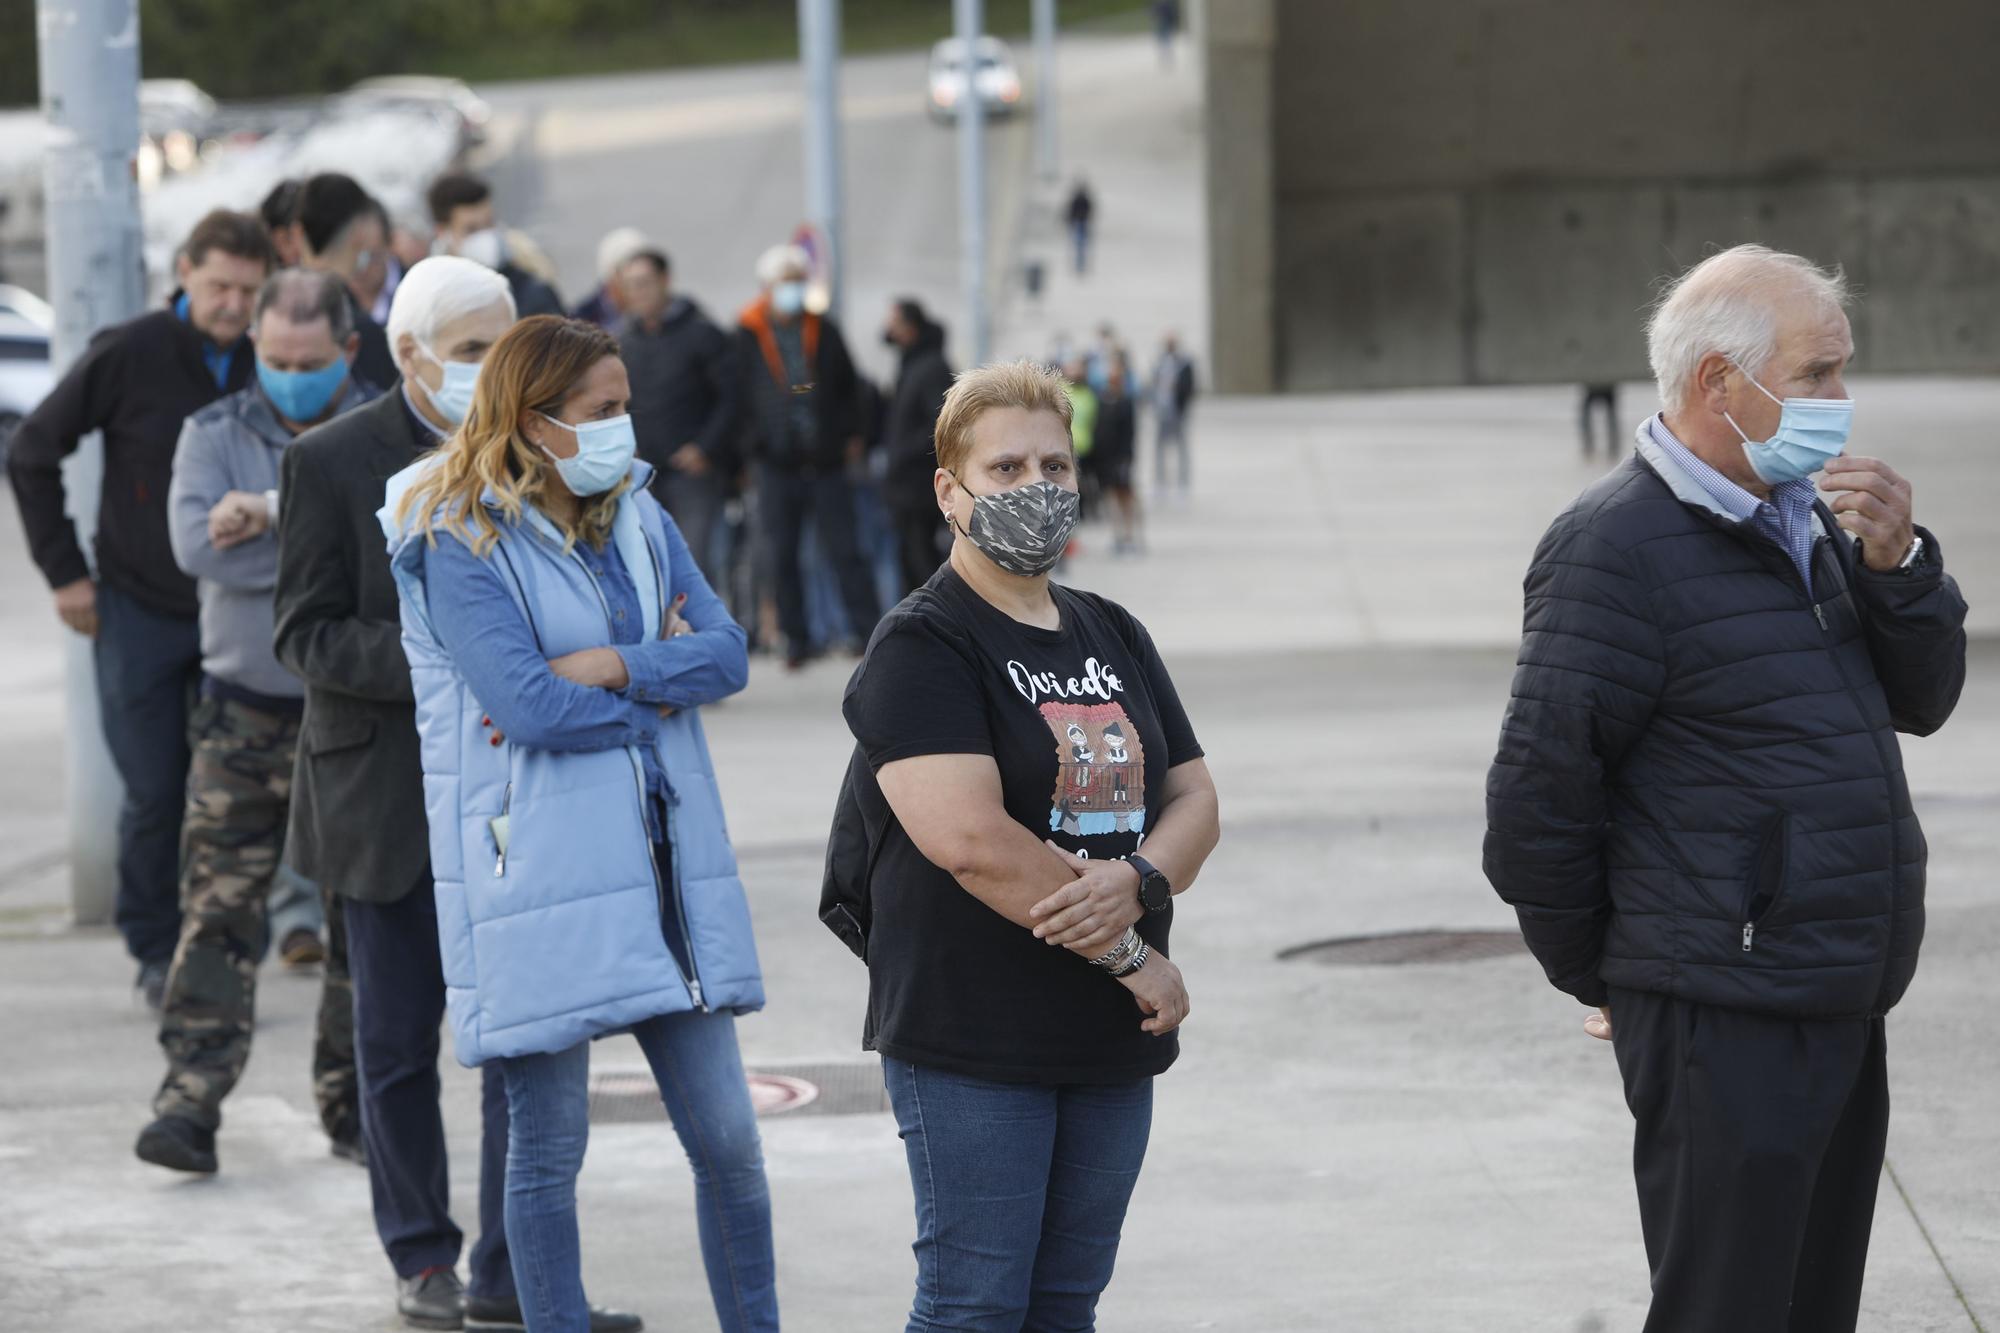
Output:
[93, 583, 201, 965]
[500, 1010, 777, 1332]
[883, 1059, 1153, 1332]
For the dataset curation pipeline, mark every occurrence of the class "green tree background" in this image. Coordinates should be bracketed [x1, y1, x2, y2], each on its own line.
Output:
[0, 0, 1148, 106]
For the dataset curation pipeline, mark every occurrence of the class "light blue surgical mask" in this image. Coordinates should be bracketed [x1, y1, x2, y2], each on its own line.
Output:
[257, 357, 348, 424]
[418, 342, 481, 425]
[771, 281, 806, 317]
[1726, 363, 1854, 485]
[538, 411, 637, 496]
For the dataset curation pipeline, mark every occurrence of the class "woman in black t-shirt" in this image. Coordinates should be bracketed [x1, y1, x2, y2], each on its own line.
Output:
[843, 361, 1221, 1328]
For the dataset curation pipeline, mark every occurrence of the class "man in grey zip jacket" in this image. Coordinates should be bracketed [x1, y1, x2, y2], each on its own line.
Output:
[139, 270, 377, 1179]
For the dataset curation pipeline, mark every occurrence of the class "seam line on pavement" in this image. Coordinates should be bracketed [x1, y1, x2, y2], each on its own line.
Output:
[1886, 1156, 1987, 1332]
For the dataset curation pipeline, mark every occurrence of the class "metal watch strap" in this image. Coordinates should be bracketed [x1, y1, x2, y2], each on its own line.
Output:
[1897, 534, 1925, 570]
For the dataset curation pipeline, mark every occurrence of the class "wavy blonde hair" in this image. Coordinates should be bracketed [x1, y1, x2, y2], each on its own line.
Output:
[933, 359, 1074, 475]
[396, 315, 628, 555]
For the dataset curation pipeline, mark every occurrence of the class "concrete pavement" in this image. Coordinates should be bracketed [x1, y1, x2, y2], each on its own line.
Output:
[1, 30, 1996, 1333]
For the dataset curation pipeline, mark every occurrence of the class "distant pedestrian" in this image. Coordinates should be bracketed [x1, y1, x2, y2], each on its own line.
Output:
[571, 226, 651, 327]
[1578, 381, 1620, 455]
[6, 209, 274, 1011]
[619, 247, 737, 584]
[880, 297, 955, 593]
[427, 170, 565, 318]
[137, 268, 377, 1176]
[735, 243, 880, 668]
[1095, 359, 1143, 554]
[1150, 333, 1196, 492]
[843, 360, 1219, 1328]
[1152, 0, 1181, 66]
[1485, 245, 1968, 1333]
[384, 315, 759, 1333]
[1065, 181, 1096, 276]
[295, 173, 397, 391]
[272, 257, 528, 1331]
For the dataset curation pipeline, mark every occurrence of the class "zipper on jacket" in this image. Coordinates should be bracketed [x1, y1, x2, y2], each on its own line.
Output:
[1813, 603, 1827, 631]
[1740, 813, 1791, 954]
[569, 545, 707, 1011]
[494, 781, 512, 877]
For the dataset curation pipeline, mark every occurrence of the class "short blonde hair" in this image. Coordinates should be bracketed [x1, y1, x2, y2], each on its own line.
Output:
[934, 360, 1075, 475]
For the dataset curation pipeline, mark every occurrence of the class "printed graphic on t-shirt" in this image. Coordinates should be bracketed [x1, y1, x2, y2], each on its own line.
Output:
[1039, 702, 1146, 837]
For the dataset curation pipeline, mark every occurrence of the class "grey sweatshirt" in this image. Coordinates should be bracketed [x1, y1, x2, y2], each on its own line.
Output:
[168, 377, 380, 698]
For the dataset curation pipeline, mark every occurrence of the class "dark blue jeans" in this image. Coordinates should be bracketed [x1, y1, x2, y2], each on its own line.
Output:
[92, 583, 200, 965]
[500, 1010, 777, 1332]
[883, 1059, 1153, 1332]
[757, 466, 881, 659]
[345, 882, 512, 1300]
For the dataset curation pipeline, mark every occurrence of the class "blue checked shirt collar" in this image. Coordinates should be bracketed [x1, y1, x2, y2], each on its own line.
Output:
[1647, 413, 1820, 594]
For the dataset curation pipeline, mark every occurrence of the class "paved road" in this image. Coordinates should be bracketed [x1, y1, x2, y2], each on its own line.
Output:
[1, 31, 1995, 1333]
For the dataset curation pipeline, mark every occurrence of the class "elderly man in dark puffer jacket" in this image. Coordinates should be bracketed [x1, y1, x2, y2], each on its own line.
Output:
[1484, 243, 1967, 1333]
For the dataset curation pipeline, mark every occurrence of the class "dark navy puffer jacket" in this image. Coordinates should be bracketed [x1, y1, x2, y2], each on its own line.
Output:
[1484, 445, 1967, 1019]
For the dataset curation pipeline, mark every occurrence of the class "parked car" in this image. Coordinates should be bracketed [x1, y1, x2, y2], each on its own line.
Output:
[337, 76, 491, 157]
[0, 285, 54, 475]
[927, 36, 1024, 122]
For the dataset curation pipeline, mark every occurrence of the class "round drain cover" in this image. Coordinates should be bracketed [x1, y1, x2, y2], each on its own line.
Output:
[747, 1073, 818, 1115]
[588, 1061, 890, 1124]
[1278, 929, 1527, 966]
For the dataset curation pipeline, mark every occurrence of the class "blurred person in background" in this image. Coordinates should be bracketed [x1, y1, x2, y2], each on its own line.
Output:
[1060, 358, 1098, 531]
[619, 248, 736, 584]
[1149, 333, 1196, 494]
[272, 257, 533, 1331]
[384, 315, 764, 1333]
[881, 298, 954, 593]
[1094, 359, 1143, 555]
[7, 209, 273, 1011]
[296, 172, 397, 390]
[138, 269, 376, 1176]
[572, 226, 651, 327]
[1152, 0, 1182, 67]
[428, 170, 565, 318]
[735, 243, 879, 668]
[1066, 181, 1095, 276]
[259, 178, 305, 268]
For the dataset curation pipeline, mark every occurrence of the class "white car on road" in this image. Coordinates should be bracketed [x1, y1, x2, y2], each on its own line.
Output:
[0, 285, 54, 473]
[927, 36, 1024, 121]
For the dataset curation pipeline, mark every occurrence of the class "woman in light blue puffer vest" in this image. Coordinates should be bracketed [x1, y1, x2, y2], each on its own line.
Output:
[381, 316, 777, 1333]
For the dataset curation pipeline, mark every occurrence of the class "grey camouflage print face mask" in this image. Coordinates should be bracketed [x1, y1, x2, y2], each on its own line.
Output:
[953, 477, 1081, 577]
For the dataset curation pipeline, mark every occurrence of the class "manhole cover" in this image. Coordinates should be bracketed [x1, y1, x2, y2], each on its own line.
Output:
[589, 1060, 890, 1124]
[1277, 929, 1528, 966]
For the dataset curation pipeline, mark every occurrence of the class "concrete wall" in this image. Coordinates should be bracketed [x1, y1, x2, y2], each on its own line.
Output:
[1209, 0, 2000, 391]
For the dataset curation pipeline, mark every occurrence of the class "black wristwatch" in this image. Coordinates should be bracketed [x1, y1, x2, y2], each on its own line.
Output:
[1128, 854, 1172, 913]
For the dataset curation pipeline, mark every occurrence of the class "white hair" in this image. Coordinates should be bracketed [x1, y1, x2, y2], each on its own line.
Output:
[755, 243, 810, 287]
[596, 226, 651, 280]
[386, 255, 515, 356]
[1646, 244, 1850, 408]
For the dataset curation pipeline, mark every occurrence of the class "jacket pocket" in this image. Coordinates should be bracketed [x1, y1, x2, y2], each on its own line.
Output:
[1740, 812, 1791, 952]
[306, 716, 377, 757]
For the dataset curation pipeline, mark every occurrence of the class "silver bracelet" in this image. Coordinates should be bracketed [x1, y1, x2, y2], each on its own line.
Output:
[1109, 940, 1150, 978]
[1091, 926, 1141, 971]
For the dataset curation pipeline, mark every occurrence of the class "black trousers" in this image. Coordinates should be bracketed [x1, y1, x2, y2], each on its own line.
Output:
[345, 881, 513, 1298]
[757, 465, 880, 658]
[1609, 986, 1889, 1333]
[93, 584, 201, 965]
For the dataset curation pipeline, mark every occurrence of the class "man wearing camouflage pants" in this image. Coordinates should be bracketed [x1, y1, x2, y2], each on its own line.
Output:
[137, 270, 377, 1173]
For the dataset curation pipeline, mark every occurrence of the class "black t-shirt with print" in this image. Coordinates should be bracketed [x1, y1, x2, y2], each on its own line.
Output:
[842, 565, 1203, 1084]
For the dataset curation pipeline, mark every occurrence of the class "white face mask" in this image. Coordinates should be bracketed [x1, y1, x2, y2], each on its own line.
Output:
[537, 412, 638, 496]
[454, 228, 505, 271]
[417, 342, 480, 425]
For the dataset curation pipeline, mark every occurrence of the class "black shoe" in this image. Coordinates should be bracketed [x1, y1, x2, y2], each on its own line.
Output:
[135, 1115, 216, 1174]
[329, 1132, 368, 1167]
[398, 1268, 466, 1330]
[464, 1294, 644, 1333]
[137, 959, 169, 1012]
